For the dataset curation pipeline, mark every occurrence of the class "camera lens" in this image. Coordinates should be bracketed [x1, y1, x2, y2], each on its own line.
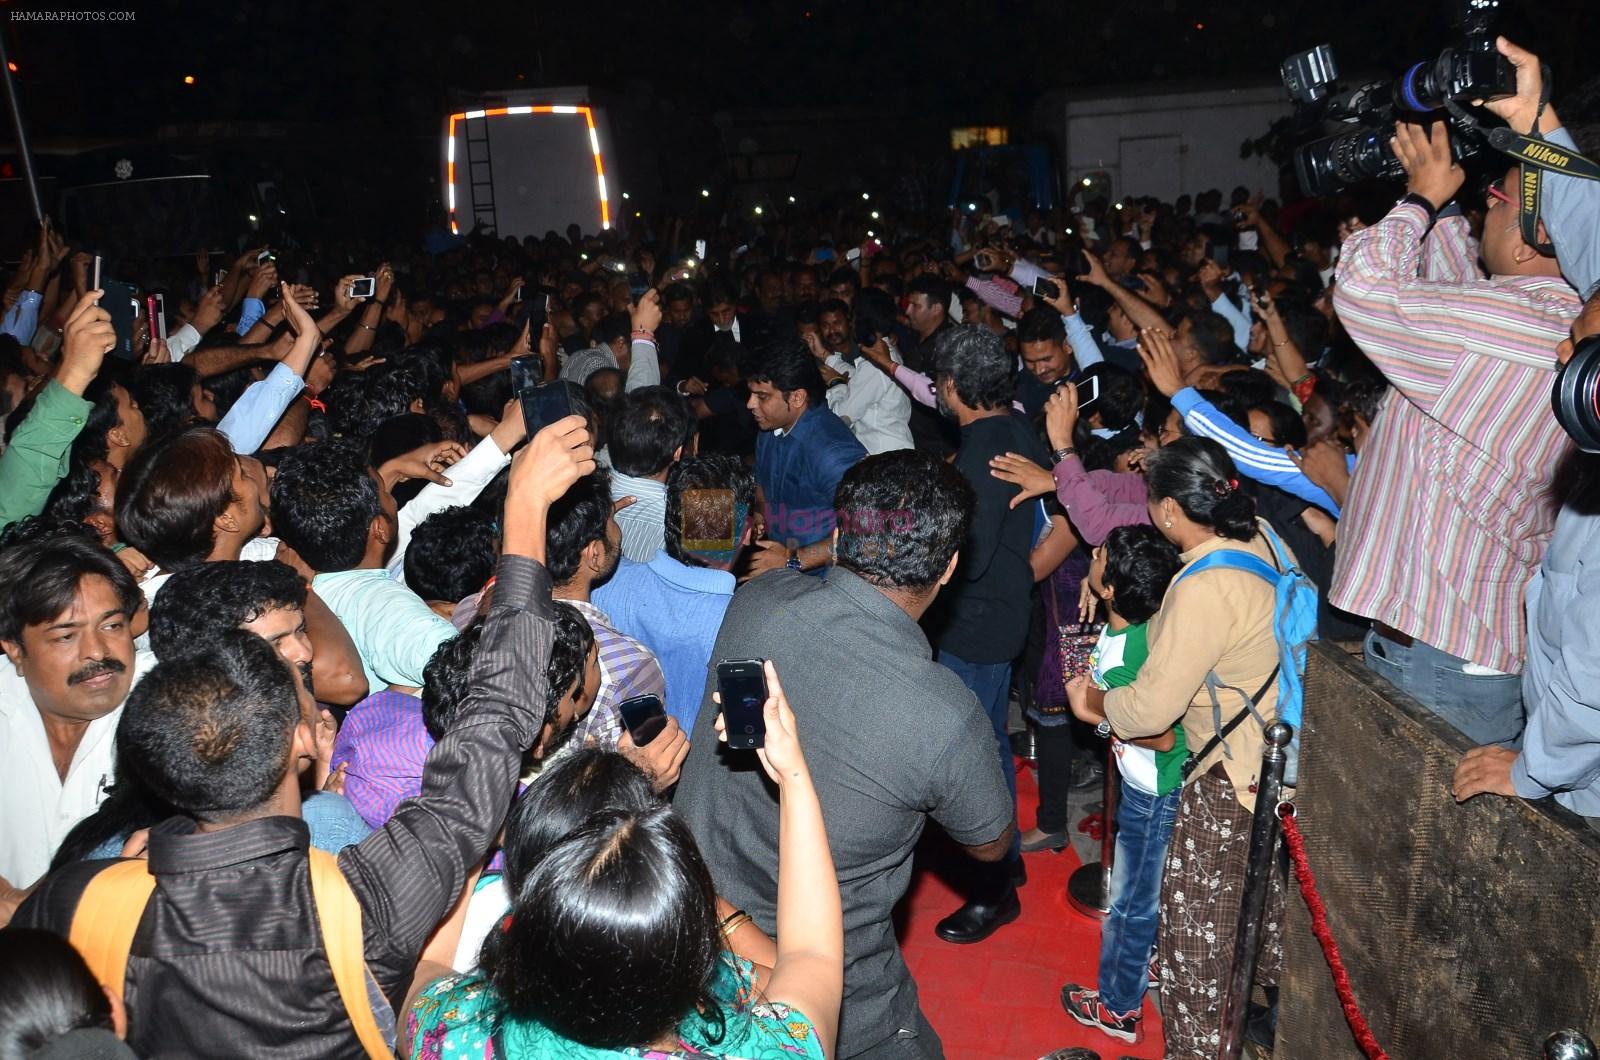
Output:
[1294, 127, 1398, 197]
[1553, 337, 1600, 453]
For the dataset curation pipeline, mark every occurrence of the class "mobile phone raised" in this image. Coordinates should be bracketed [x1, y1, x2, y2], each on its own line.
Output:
[348, 276, 376, 299]
[716, 659, 768, 750]
[1033, 277, 1061, 302]
[514, 376, 574, 438]
[619, 694, 669, 747]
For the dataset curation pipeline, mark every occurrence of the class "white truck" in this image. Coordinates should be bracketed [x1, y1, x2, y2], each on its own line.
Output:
[1036, 82, 1292, 204]
[442, 85, 619, 238]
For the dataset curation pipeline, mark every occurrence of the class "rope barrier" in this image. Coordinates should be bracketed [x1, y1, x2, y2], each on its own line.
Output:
[1277, 803, 1391, 1060]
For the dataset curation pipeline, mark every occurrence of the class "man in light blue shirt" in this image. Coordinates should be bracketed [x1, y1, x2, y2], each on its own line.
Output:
[606, 386, 695, 562]
[593, 454, 754, 729]
[270, 441, 455, 692]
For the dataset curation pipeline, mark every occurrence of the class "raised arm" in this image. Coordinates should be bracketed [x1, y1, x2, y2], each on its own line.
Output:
[342, 416, 594, 985]
[744, 660, 843, 1059]
[1077, 248, 1168, 333]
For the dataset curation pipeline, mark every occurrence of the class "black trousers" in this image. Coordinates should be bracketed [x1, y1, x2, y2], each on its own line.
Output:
[1034, 721, 1076, 834]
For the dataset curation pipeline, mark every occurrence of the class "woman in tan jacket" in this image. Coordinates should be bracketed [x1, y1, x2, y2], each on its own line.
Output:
[1102, 436, 1294, 1060]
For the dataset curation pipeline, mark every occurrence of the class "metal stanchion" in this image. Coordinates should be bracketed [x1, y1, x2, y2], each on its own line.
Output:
[1217, 722, 1293, 1060]
[0, 31, 41, 223]
[1546, 1030, 1599, 1060]
[1066, 737, 1119, 919]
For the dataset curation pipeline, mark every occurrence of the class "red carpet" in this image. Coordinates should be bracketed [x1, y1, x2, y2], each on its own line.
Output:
[894, 755, 1166, 1060]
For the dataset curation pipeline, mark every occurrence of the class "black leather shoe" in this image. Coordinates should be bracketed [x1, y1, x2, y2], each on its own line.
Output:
[934, 889, 1021, 944]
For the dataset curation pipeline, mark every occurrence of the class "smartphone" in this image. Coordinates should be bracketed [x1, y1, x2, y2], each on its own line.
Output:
[256, 249, 275, 265]
[213, 269, 226, 288]
[516, 377, 574, 438]
[509, 354, 542, 395]
[348, 276, 376, 299]
[618, 693, 669, 747]
[512, 284, 524, 303]
[716, 659, 768, 750]
[100, 278, 138, 360]
[1033, 277, 1061, 302]
[145, 294, 164, 344]
[845, 247, 862, 263]
[1063, 373, 1101, 409]
[90, 254, 102, 296]
[694, 239, 707, 260]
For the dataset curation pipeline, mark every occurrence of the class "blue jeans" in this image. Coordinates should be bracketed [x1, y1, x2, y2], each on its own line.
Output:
[1098, 779, 1180, 1013]
[939, 650, 1020, 865]
[1363, 629, 1525, 747]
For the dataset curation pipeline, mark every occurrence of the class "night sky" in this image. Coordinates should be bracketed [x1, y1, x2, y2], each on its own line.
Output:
[4, 0, 1598, 229]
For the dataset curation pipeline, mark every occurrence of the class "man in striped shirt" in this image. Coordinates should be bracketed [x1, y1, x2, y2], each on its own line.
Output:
[1331, 120, 1580, 745]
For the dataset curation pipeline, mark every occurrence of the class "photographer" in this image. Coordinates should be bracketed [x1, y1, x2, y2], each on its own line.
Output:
[1453, 289, 1600, 819]
[1332, 116, 1581, 746]
[1486, 38, 1600, 300]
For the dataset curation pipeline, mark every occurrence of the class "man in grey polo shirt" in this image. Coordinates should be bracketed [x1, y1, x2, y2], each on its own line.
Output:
[675, 451, 1013, 1060]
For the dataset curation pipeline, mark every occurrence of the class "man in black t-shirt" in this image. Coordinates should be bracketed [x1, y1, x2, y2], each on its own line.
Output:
[925, 324, 1053, 944]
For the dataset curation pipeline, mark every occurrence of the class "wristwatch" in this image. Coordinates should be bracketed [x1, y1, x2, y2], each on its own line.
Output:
[1095, 719, 1113, 738]
[785, 548, 803, 572]
[1051, 446, 1077, 464]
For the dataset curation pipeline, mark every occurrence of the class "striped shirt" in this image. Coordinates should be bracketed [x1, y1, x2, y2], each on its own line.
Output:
[1330, 201, 1579, 673]
[565, 598, 667, 748]
[609, 468, 669, 563]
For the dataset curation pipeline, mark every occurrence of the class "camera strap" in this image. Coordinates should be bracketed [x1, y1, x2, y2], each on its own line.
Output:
[1445, 69, 1600, 258]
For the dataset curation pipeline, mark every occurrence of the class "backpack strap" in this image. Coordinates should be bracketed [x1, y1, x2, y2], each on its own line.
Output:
[69, 859, 157, 1003]
[307, 848, 391, 1060]
[1181, 663, 1281, 780]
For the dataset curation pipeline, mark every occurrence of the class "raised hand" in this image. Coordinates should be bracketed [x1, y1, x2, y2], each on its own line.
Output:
[1392, 120, 1464, 211]
[1137, 328, 1186, 398]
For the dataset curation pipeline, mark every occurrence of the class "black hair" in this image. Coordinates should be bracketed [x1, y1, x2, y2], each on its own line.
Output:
[0, 929, 116, 1056]
[404, 506, 498, 606]
[147, 560, 307, 662]
[75, 368, 136, 464]
[421, 616, 482, 742]
[853, 287, 897, 341]
[1185, 309, 1240, 366]
[1082, 363, 1145, 432]
[362, 363, 426, 429]
[114, 427, 240, 570]
[1017, 306, 1067, 345]
[792, 300, 821, 328]
[907, 273, 952, 312]
[664, 454, 756, 566]
[1248, 401, 1308, 449]
[269, 441, 384, 573]
[119, 630, 301, 823]
[1143, 436, 1258, 541]
[662, 282, 695, 306]
[609, 386, 695, 478]
[321, 372, 373, 437]
[818, 297, 851, 320]
[933, 323, 1015, 411]
[0, 533, 140, 645]
[833, 450, 973, 591]
[592, 313, 631, 350]
[1340, 374, 1389, 425]
[42, 457, 110, 529]
[134, 362, 204, 441]
[368, 412, 444, 507]
[1101, 524, 1184, 624]
[826, 267, 861, 293]
[745, 339, 824, 408]
[483, 805, 724, 1049]
[545, 471, 614, 586]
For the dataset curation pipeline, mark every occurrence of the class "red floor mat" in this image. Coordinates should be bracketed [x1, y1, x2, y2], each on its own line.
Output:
[893, 755, 1166, 1060]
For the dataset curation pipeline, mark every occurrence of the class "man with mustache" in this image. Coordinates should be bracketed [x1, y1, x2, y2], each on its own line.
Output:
[0, 532, 151, 905]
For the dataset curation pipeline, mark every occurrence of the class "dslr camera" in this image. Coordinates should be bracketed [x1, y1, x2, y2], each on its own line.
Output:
[1280, 0, 1515, 196]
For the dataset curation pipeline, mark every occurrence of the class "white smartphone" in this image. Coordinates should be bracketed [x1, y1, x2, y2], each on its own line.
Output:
[1066, 374, 1101, 408]
[694, 239, 707, 260]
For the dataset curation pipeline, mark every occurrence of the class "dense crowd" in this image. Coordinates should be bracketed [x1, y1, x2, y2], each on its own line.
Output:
[0, 33, 1598, 1060]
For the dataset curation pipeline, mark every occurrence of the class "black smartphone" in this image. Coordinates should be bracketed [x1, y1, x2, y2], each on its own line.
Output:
[716, 659, 768, 750]
[100, 278, 138, 360]
[516, 377, 574, 438]
[1033, 277, 1061, 302]
[619, 693, 669, 747]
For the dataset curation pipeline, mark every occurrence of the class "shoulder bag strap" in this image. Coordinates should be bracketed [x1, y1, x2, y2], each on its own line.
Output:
[69, 859, 158, 1003]
[307, 848, 391, 1060]
[1182, 663, 1282, 779]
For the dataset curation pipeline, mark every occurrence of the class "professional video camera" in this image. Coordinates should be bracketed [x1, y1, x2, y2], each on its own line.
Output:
[1280, 0, 1515, 196]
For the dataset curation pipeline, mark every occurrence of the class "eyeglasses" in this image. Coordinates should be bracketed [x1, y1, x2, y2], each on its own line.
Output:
[1486, 183, 1515, 209]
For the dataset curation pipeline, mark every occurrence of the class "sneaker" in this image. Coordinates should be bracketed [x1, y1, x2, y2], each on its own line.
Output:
[1060, 984, 1142, 1044]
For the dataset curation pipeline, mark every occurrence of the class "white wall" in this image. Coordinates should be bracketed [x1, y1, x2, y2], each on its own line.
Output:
[1061, 86, 1290, 203]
